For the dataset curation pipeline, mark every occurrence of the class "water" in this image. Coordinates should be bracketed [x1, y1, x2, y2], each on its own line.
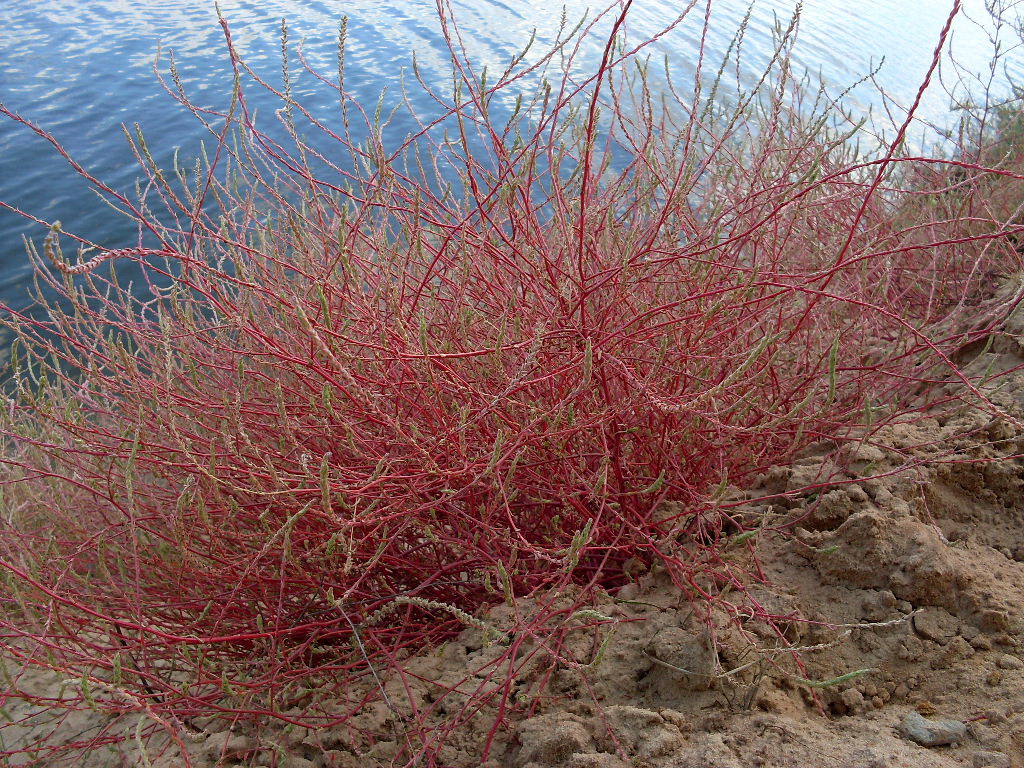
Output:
[1, 0, 1021, 312]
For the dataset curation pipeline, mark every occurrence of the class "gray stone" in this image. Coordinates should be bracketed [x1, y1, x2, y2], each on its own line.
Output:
[899, 711, 967, 746]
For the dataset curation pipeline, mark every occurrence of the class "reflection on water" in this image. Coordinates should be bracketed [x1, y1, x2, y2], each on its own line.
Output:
[0, 0, 1021, 308]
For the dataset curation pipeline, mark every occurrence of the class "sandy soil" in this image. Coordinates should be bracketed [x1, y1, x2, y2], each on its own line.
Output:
[4, 310, 1024, 768]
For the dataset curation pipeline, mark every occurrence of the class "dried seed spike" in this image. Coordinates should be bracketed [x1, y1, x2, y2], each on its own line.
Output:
[319, 453, 333, 516]
[791, 668, 874, 689]
[497, 561, 514, 607]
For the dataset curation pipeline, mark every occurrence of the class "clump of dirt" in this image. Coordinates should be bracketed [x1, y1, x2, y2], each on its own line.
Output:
[5, 322, 1024, 768]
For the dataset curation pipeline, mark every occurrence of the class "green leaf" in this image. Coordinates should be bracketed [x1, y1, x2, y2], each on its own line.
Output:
[319, 453, 333, 516]
[827, 333, 840, 403]
[80, 673, 95, 710]
[497, 561, 514, 607]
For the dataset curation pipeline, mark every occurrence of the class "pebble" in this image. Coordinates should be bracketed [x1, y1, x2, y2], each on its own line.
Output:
[899, 711, 967, 747]
[995, 653, 1023, 670]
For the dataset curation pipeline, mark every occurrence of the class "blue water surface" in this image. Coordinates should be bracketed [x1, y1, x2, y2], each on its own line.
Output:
[1, 0, 1021, 311]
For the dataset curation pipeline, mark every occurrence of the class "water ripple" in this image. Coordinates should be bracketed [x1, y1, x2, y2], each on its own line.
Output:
[1, 0, 1020, 309]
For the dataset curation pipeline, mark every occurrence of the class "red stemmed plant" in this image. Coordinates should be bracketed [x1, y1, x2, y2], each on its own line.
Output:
[1, 1, 1022, 764]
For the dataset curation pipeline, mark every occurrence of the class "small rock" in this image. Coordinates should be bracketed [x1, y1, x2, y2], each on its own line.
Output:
[658, 709, 691, 731]
[995, 653, 1023, 670]
[972, 750, 1011, 768]
[971, 634, 994, 651]
[899, 711, 967, 746]
[840, 688, 866, 714]
[916, 701, 938, 715]
[912, 607, 960, 644]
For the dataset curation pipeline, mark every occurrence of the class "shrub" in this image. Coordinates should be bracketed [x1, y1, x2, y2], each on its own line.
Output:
[1, 2, 1022, 764]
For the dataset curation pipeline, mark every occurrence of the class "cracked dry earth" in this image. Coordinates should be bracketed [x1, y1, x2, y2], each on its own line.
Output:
[5, 319, 1024, 767]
